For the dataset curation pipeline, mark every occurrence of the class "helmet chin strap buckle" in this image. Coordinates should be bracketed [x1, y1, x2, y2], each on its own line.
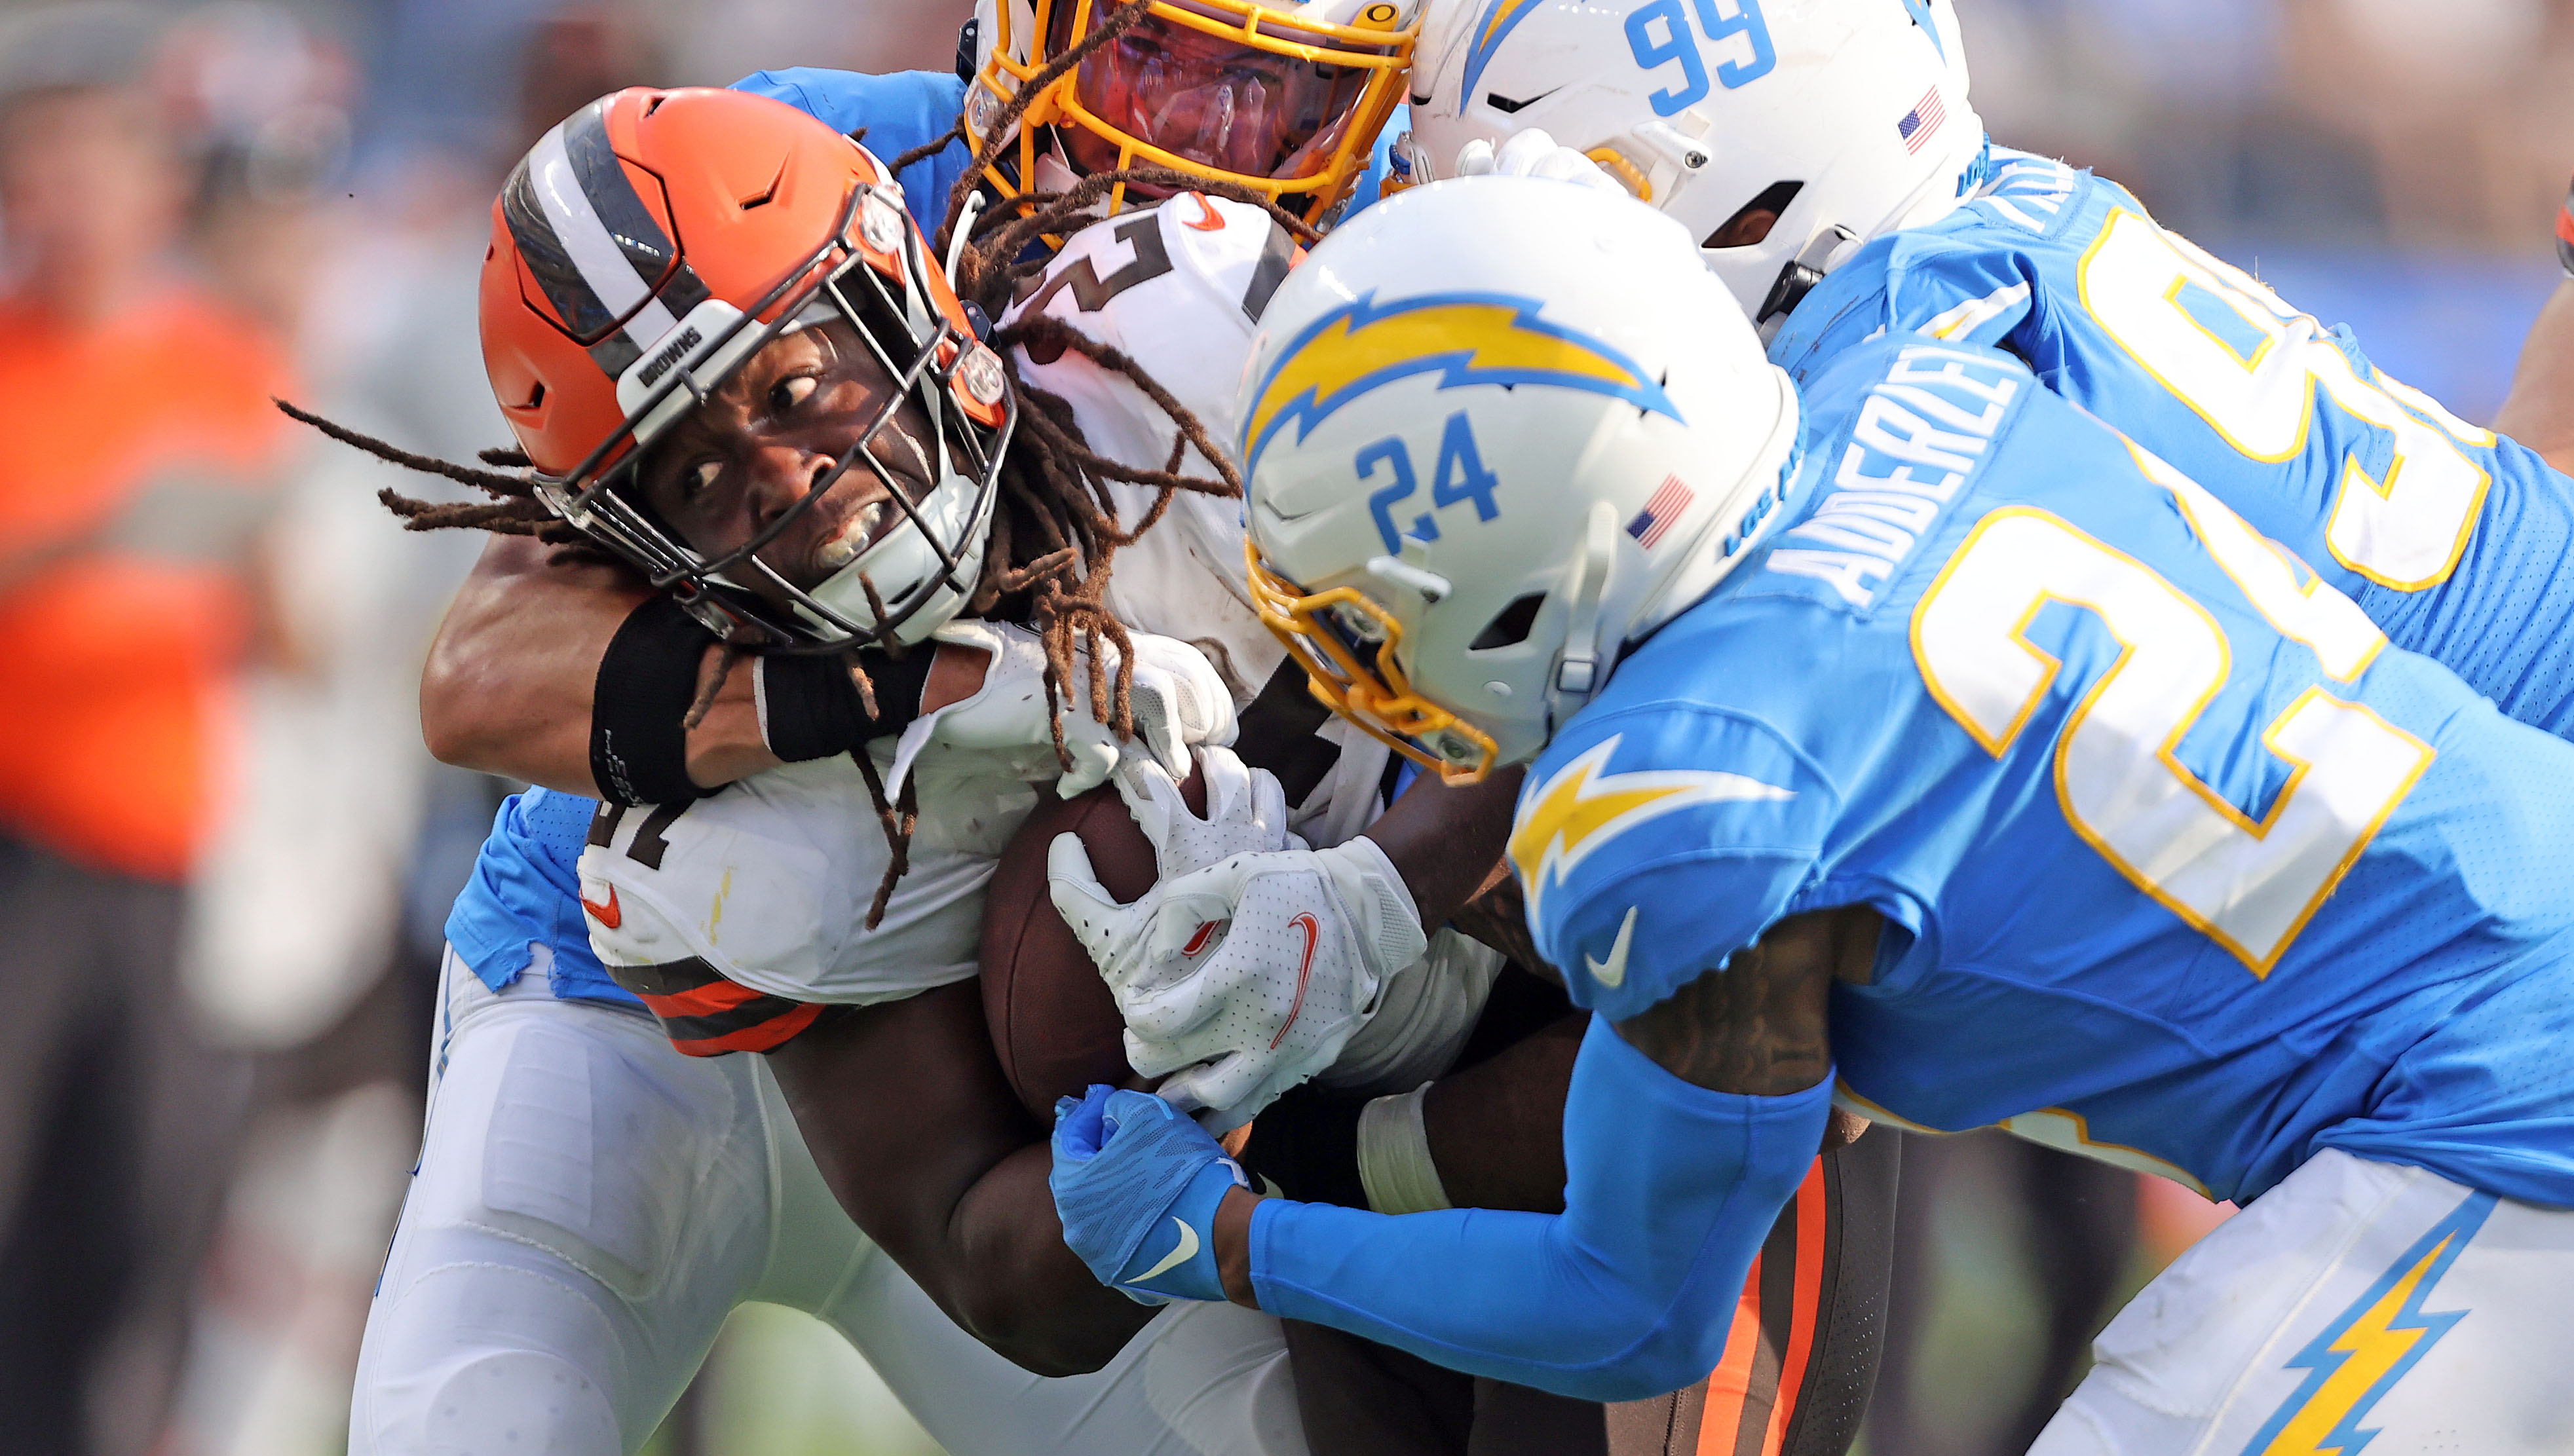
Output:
[1627, 118, 1711, 176]
[1366, 554, 1452, 603]
[1553, 501, 1621, 698]
[1754, 224, 1860, 339]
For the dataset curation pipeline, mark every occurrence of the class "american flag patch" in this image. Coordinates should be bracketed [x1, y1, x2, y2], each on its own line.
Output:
[1627, 474, 1695, 549]
[1897, 86, 1945, 155]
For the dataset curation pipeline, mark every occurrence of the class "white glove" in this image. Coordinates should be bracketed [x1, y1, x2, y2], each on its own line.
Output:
[1045, 747, 1302, 995]
[1451, 128, 1624, 194]
[1050, 779, 1429, 1129]
[891, 621, 1236, 798]
[1118, 744, 1300, 880]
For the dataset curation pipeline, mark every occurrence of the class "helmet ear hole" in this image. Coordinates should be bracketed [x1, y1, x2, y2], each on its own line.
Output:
[1470, 593, 1546, 651]
[1703, 179, 1804, 250]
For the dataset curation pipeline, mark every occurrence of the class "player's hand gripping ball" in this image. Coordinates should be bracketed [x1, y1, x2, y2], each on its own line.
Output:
[1050, 748, 1427, 1129]
[1050, 1084, 1246, 1305]
[981, 766, 1209, 1121]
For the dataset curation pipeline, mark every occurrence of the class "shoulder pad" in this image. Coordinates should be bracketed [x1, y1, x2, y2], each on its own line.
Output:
[1751, 337, 2028, 615]
[578, 784, 845, 997]
[1961, 150, 2086, 234]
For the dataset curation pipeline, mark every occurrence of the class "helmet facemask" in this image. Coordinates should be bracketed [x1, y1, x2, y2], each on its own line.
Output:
[525, 175, 1018, 652]
[967, 0, 1416, 225]
[1246, 541, 1504, 782]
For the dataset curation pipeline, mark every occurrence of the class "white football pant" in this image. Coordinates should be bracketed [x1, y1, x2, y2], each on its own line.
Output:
[347, 948, 1308, 1455]
[2030, 1147, 2574, 1455]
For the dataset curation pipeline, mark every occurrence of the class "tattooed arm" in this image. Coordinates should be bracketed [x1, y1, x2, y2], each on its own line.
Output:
[1208, 906, 1875, 1402]
[1613, 905, 1874, 1094]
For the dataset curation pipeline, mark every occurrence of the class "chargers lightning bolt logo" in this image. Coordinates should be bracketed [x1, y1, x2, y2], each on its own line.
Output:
[1899, 0, 1946, 62]
[1241, 291, 1680, 472]
[1462, 0, 1546, 103]
[2241, 1190, 2497, 1456]
[1507, 736, 1793, 923]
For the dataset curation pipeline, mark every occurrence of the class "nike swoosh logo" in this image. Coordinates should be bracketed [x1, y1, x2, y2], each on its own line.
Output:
[1183, 920, 1220, 958]
[1585, 905, 1638, 990]
[1484, 87, 1560, 115]
[1270, 912, 1321, 1051]
[580, 884, 622, 930]
[1186, 194, 1225, 231]
[1129, 1216, 1200, 1285]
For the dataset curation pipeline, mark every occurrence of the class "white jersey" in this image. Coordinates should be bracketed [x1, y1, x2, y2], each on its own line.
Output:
[585, 197, 1492, 1088]
[999, 196, 1410, 846]
[579, 748, 1042, 1036]
[1003, 193, 1300, 705]
[1002, 198, 1500, 1085]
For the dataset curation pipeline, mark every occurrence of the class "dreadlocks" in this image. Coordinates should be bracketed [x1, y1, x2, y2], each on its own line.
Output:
[276, 400, 589, 545]
[286, 2, 1321, 923]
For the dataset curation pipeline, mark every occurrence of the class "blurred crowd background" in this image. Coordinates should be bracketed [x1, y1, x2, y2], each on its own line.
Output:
[0, 1, 2563, 1454]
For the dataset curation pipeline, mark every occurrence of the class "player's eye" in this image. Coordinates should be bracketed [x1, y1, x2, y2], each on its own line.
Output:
[769, 375, 818, 414]
[682, 459, 723, 502]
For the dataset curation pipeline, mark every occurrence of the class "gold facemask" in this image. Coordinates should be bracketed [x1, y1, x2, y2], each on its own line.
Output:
[1245, 540, 1500, 783]
[968, 0, 1416, 225]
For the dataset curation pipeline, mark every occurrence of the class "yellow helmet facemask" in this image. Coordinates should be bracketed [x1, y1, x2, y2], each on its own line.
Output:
[968, 0, 1417, 225]
[1245, 540, 1501, 784]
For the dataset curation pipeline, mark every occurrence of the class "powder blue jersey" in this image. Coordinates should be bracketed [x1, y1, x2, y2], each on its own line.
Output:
[1770, 150, 2574, 738]
[1517, 333, 2574, 1208]
[440, 73, 970, 1005]
[442, 787, 624, 1002]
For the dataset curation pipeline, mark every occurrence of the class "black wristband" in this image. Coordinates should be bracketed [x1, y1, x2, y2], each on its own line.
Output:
[1235, 1083, 1372, 1208]
[757, 648, 937, 762]
[591, 595, 714, 808]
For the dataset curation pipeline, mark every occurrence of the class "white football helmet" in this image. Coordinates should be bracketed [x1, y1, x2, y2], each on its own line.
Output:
[1240, 175, 1799, 781]
[1406, 0, 1982, 327]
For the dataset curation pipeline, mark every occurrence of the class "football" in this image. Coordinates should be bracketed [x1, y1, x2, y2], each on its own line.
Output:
[979, 772, 1202, 1122]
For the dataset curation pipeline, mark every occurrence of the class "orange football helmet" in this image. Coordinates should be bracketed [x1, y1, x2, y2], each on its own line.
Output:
[481, 86, 1016, 648]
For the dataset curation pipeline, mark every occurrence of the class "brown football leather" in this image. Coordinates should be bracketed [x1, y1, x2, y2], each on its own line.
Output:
[979, 771, 1203, 1121]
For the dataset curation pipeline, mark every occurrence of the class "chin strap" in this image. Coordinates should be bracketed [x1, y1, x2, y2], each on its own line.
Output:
[945, 191, 986, 285]
[1755, 225, 1859, 340]
[1551, 501, 1621, 707]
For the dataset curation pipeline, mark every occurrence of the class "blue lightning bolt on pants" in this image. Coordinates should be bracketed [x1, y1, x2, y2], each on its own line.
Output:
[2028, 1148, 2574, 1455]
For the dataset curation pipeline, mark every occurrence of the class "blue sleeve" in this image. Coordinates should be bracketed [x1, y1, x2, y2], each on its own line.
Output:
[730, 69, 972, 235]
[1249, 1017, 1831, 1401]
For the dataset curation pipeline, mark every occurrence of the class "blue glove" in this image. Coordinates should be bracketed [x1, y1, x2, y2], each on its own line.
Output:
[1050, 1085, 1247, 1305]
